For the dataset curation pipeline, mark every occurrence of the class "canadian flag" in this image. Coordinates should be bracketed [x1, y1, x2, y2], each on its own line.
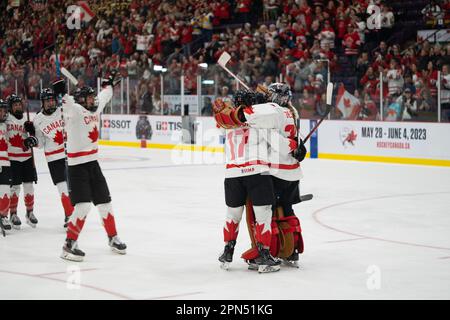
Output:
[77, 1, 95, 23]
[336, 84, 361, 119]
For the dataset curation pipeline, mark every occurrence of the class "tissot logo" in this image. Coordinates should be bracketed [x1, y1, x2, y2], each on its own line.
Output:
[156, 121, 182, 131]
[103, 120, 131, 129]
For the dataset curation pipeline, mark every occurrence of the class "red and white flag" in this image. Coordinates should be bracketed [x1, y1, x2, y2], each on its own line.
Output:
[336, 83, 361, 119]
[77, 1, 95, 23]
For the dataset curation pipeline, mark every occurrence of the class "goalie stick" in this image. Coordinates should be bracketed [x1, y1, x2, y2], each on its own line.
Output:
[217, 51, 334, 144]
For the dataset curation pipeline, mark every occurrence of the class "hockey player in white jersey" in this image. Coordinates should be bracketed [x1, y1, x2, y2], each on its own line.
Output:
[0, 99, 12, 233]
[6, 94, 38, 229]
[52, 73, 126, 262]
[214, 90, 298, 273]
[241, 83, 307, 269]
[27, 88, 74, 228]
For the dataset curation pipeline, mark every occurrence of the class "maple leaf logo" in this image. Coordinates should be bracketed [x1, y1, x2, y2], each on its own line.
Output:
[9, 133, 24, 149]
[0, 138, 8, 151]
[53, 130, 64, 145]
[344, 97, 352, 108]
[88, 126, 99, 143]
[345, 130, 357, 145]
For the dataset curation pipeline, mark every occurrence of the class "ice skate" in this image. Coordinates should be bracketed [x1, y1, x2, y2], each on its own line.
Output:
[282, 250, 300, 268]
[26, 210, 38, 228]
[109, 236, 127, 254]
[1, 215, 12, 231]
[10, 213, 21, 230]
[254, 244, 281, 273]
[61, 239, 85, 262]
[219, 240, 236, 270]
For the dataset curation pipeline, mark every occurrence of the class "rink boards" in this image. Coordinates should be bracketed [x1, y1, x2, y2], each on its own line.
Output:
[98, 114, 450, 167]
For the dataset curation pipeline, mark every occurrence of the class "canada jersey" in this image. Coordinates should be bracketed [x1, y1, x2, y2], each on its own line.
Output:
[224, 127, 270, 178]
[5, 114, 32, 162]
[0, 123, 10, 167]
[62, 86, 113, 166]
[34, 109, 66, 163]
[243, 103, 303, 181]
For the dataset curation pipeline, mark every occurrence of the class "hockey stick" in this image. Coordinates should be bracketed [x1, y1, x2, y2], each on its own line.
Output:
[54, 34, 71, 193]
[302, 82, 334, 143]
[300, 194, 313, 202]
[217, 52, 251, 91]
[22, 82, 38, 184]
[61, 67, 78, 86]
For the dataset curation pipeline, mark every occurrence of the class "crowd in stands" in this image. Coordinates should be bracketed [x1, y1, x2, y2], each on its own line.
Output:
[0, 0, 449, 121]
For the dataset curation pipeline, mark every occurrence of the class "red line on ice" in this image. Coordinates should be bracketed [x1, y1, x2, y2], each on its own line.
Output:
[0, 269, 132, 300]
[312, 191, 450, 252]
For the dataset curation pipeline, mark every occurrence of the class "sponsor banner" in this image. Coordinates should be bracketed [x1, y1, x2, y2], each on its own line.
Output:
[101, 114, 183, 144]
[318, 120, 450, 160]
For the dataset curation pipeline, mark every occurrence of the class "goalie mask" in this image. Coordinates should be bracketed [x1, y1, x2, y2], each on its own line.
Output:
[267, 83, 292, 107]
[40, 88, 57, 115]
[7, 94, 24, 119]
[74, 86, 98, 112]
[0, 99, 8, 123]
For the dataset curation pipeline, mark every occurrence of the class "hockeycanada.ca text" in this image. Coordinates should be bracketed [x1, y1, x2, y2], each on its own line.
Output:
[176, 304, 273, 317]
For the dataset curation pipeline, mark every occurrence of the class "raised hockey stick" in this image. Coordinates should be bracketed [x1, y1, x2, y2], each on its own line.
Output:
[217, 52, 251, 91]
[61, 67, 78, 86]
[54, 34, 71, 192]
[302, 82, 334, 143]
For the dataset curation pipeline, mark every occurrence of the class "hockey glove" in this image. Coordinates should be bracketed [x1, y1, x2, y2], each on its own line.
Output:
[52, 79, 67, 96]
[102, 70, 122, 87]
[292, 138, 307, 162]
[24, 121, 35, 136]
[212, 98, 246, 129]
[23, 136, 38, 151]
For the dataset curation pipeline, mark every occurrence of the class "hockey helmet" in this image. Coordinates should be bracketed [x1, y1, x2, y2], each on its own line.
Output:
[74, 86, 98, 112]
[267, 83, 292, 107]
[40, 88, 57, 115]
[0, 99, 8, 123]
[7, 94, 24, 119]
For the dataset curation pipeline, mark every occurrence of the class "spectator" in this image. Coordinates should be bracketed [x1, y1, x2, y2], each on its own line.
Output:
[441, 64, 450, 121]
[386, 59, 404, 97]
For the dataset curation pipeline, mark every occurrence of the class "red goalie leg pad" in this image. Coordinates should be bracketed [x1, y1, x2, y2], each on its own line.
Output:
[102, 213, 118, 237]
[270, 219, 280, 257]
[9, 194, 18, 214]
[61, 193, 74, 217]
[0, 194, 10, 216]
[67, 218, 86, 241]
[255, 223, 272, 248]
[24, 194, 34, 211]
[284, 215, 304, 254]
[241, 247, 259, 260]
[223, 219, 239, 242]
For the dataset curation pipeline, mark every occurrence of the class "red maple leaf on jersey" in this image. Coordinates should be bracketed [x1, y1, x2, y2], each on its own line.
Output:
[0, 138, 8, 151]
[88, 126, 99, 143]
[9, 133, 24, 149]
[53, 130, 64, 145]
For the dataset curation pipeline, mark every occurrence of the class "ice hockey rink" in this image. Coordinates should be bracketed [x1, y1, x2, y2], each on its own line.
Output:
[0, 145, 449, 300]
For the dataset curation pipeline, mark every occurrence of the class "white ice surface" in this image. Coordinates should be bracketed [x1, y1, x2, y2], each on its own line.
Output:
[0, 146, 449, 300]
